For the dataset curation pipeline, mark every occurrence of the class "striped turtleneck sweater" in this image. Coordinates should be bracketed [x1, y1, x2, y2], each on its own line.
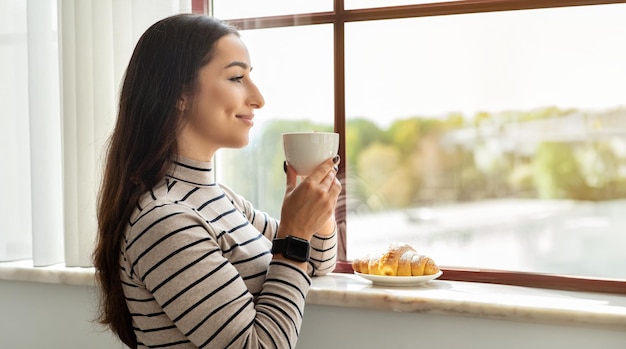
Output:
[120, 156, 337, 348]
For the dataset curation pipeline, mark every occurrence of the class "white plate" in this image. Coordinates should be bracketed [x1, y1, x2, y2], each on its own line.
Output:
[354, 270, 443, 287]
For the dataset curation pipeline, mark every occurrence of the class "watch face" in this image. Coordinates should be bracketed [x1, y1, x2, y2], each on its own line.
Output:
[285, 237, 310, 262]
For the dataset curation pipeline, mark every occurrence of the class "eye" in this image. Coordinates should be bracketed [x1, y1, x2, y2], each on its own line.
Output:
[229, 75, 244, 83]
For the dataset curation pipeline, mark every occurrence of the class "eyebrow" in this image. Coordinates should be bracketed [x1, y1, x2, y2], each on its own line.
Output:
[224, 61, 252, 71]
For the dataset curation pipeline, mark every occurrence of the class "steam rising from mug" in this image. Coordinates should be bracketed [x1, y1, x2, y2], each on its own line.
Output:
[282, 132, 339, 176]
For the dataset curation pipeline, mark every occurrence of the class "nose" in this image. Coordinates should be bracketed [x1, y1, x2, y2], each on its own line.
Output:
[248, 81, 265, 109]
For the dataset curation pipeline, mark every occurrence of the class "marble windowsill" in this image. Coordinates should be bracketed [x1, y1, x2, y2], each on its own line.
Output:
[0, 260, 97, 287]
[1, 260, 625, 330]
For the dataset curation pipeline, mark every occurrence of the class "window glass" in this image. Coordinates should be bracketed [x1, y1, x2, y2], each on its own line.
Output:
[344, 4, 626, 279]
[216, 24, 334, 219]
[212, 0, 333, 19]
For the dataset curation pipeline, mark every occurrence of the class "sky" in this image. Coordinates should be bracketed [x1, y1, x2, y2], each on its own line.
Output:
[214, 2, 626, 128]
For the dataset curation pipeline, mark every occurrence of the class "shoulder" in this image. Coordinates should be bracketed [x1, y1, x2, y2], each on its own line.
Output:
[132, 197, 198, 222]
[127, 199, 209, 240]
[124, 199, 218, 260]
[123, 199, 223, 281]
[218, 182, 252, 214]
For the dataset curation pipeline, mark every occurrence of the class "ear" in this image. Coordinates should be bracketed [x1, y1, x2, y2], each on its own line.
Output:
[177, 96, 187, 112]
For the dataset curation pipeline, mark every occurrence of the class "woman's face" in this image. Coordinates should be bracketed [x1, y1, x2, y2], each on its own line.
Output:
[177, 33, 265, 161]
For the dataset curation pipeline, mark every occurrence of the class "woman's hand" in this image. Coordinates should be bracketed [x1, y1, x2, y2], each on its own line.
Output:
[277, 156, 342, 241]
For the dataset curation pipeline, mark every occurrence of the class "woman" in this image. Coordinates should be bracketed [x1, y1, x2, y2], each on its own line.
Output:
[94, 14, 341, 348]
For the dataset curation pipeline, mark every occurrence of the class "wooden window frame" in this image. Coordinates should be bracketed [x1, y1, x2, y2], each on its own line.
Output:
[197, 0, 626, 294]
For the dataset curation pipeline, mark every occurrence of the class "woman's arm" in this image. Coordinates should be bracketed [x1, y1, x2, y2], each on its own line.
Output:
[224, 185, 338, 276]
[125, 203, 309, 348]
[309, 223, 338, 276]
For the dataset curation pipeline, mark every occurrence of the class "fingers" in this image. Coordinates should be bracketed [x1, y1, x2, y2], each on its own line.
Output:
[329, 175, 342, 196]
[310, 156, 341, 195]
[306, 155, 340, 184]
[317, 165, 342, 211]
[279, 156, 342, 240]
[320, 165, 338, 191]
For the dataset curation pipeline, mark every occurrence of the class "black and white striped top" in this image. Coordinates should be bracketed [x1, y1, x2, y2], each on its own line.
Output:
[120, 156, 337, 348]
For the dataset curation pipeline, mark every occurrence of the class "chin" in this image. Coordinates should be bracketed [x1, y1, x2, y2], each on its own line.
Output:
[229, 137, 249, 149]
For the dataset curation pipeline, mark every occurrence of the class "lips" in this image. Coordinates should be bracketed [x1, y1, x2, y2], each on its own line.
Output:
[236, 114, 254, 126]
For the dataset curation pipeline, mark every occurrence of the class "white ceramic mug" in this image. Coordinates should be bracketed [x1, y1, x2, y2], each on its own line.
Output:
[282, 132, 339, 176]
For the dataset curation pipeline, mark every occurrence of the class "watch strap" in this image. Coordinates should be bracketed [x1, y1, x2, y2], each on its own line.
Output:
[272, 236, 310, 263]
[271, 238, 287, 254]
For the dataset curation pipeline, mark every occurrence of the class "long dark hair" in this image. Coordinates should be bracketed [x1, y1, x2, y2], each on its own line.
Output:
[93, 14, 238, 348]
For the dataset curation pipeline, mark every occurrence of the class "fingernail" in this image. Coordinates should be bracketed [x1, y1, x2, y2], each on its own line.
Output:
[333, 155, 340, 164]
[333, 165, 339, 172]
[283, 161, 287, 173]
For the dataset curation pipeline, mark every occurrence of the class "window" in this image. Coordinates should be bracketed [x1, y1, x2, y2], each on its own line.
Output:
[213, 0, 626, 293]
[216, 24, 335, 219]
[213, 0, 332, 19]
[1, 0, 193, 266]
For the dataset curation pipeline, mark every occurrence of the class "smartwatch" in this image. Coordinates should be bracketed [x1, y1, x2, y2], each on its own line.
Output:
[271, 236, 310, 263]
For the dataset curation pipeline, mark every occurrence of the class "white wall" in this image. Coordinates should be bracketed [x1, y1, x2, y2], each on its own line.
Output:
[1, 280, 625, 349]
[0, 280, 123, 349]
[299, 305, 626, 349]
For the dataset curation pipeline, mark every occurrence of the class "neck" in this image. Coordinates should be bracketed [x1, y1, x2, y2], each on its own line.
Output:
[176, 142, 216, 162]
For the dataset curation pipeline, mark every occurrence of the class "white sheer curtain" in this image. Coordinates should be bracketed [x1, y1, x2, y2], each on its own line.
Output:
[1, 0, 191, 267]
[1, 1, 41, 264]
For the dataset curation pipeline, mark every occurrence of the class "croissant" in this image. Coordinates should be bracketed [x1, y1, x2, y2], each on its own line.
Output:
[352, 243, 440, 276]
